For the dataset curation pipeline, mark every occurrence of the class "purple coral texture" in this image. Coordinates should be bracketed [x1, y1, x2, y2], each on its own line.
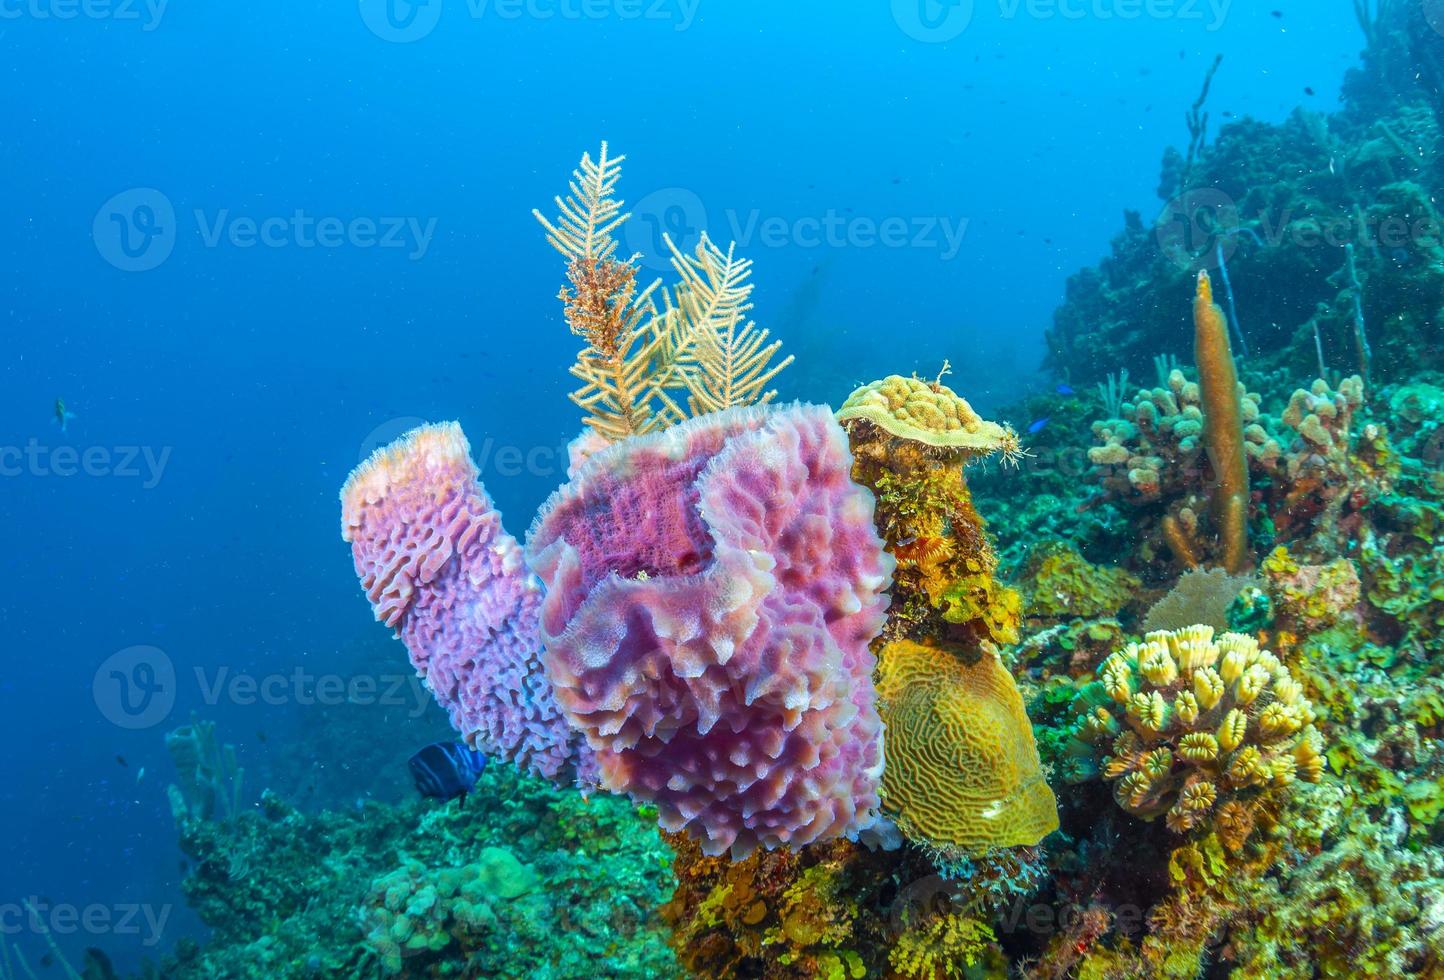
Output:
[525, 403, 894, 857]
[341, 421, 593, 784]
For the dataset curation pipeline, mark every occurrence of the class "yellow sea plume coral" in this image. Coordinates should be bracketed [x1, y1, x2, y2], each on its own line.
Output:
[836, 370, 1022, 462]
[876, 640, 1059, 854]
[1065, 627, 1321, 843]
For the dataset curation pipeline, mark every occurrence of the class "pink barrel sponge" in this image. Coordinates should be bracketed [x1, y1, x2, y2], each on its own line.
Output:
[525, 403, 894, 857]
[341, 422, 592, 784]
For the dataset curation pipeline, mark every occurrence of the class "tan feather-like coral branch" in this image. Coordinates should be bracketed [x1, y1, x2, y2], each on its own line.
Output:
[535, 144, 792, 442]
[665, 233, 794, 415]
[532, 141, 629, 264]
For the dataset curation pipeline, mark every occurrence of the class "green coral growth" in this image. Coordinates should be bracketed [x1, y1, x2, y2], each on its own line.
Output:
[163, 765, 678, 979]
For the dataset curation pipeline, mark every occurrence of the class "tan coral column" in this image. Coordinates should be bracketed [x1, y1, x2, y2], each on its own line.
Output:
[1194, 270, 1251, 574]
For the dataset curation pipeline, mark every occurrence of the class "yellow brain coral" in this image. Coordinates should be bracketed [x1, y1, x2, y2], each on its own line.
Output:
[837, 373, 1020, 460]
[876, 640, 1059, 854]
[1065, 626, 1322, 845]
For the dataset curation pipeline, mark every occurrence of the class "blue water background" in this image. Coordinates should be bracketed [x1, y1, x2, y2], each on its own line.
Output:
[0, 1, 1366, 969]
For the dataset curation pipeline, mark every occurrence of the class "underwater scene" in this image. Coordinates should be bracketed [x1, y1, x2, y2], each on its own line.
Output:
[7, 1, 1444, 977]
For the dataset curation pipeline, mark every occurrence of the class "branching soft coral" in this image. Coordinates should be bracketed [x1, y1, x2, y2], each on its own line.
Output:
[662, 232, 794, 415]
[535, 143, 792, 442]
[534, 143, 678, 441]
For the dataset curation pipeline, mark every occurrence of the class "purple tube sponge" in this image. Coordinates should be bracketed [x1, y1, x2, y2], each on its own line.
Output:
[525, 403, 894, 857]
[341, 422, 593, 785]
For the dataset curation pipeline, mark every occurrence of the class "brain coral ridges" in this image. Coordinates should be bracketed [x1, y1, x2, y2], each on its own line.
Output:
[525, 402, 895, 859]
[875, 639, 1059, 858]
[340, 422, 594, 785]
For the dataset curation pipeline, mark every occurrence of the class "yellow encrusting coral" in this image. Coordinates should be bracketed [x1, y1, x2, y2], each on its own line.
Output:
[876, 639, 1059, 855]
[1065, 626, 1321, 842]
[839, 372, 1023, 645]
[889, 911, 998, 978]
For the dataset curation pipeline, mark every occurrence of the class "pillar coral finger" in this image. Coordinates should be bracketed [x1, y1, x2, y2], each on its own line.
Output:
[340, 422, 595, 785]
[1195, 270, 1252, 575]
[525, 403, 894, 858]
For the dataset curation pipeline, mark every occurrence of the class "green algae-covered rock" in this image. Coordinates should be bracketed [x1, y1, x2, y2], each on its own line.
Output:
[474, 846, 538, 900]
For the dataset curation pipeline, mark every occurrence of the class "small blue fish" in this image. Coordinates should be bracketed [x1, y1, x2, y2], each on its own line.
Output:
[1027, 417, 1051, 434]
[409, 741, 488, 801]
[1055, 384, 1075, 396]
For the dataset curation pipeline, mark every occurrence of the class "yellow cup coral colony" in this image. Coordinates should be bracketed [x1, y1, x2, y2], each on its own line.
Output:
[1064, 627, 1322, 844]
[876, 639, 1060, 857]
[837, 371, 1025, 646]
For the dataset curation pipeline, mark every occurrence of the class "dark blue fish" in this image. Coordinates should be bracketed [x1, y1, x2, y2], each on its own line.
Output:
[409, 741, 488, 801]
[1027, 417, 1051, 434]
[1055, 384, 1075, 396]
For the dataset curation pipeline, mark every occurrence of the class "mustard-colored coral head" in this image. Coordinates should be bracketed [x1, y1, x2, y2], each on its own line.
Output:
[837, 375, 1019, 460]
[876, 640, 1059, 854]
